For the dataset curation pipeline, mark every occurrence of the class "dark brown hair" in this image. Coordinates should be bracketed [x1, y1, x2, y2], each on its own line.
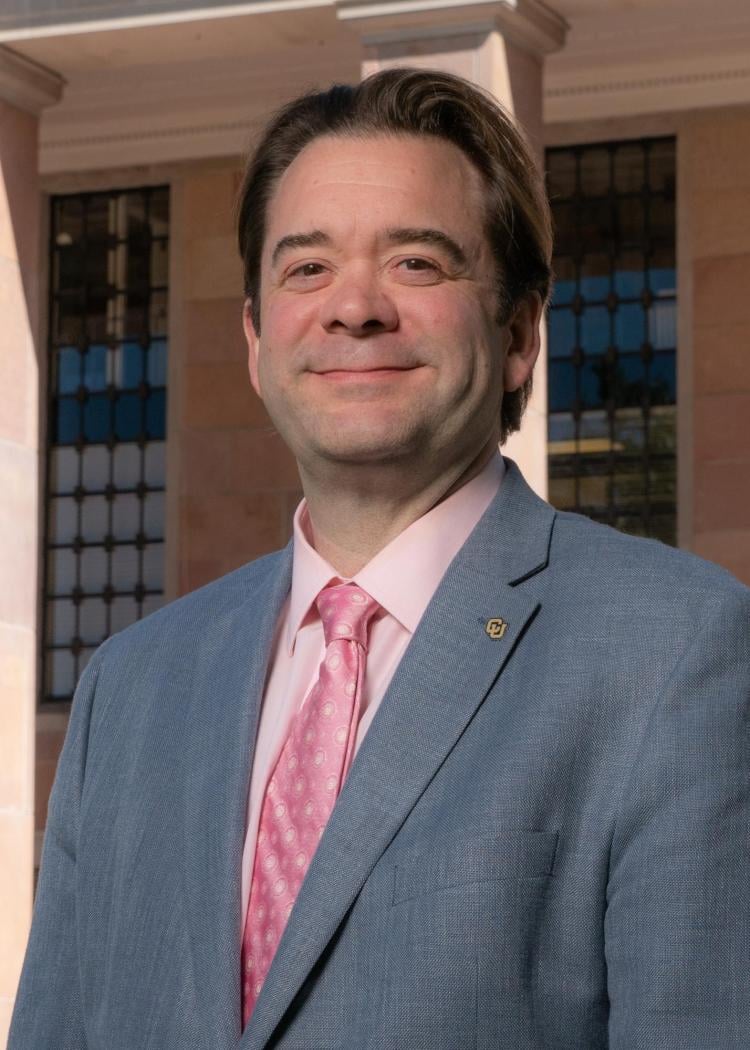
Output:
[236, 67, 552, 441]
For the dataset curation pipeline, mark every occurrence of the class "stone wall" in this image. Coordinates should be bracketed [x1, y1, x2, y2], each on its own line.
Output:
[173, 163, 301, 596]
[681, 106, 750, 584]
[0, 96, 39, 1040]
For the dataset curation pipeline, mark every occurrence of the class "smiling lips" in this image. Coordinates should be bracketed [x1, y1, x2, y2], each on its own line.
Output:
[313, 365, 420, 378]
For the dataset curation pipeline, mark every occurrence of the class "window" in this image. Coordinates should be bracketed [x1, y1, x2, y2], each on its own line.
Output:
[546, 139, 676, 544]
[42, 187, 169, 704]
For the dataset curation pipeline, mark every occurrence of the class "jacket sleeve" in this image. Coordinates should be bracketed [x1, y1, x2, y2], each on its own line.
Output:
[605, 585, 750, 1048]
[8, 642, 109, 1050]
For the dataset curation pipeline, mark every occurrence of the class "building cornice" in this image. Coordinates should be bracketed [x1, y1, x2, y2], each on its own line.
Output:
[0, 44, 64, 113]
[544, 3, 750, 122]
[336, 0, 566, 54]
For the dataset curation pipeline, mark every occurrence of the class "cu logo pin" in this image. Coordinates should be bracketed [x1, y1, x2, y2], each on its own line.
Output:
[485, 617, 508, 640]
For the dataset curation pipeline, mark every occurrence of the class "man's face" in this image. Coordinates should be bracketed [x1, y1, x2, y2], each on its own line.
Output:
[244, 133, 539, 481]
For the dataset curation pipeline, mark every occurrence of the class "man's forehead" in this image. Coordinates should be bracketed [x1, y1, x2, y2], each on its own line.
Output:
[263, 132, 487, 249]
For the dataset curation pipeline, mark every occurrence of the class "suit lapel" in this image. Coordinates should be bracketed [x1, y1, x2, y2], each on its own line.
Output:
[181, 548, 293, 1047]
[242, 461, 555, 1049]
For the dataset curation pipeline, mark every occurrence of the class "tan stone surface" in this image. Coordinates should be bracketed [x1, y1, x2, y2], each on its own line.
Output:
[0, 99, 42, 1029]
[0, 997, 15, 1050]
[693, 323, 750, 395]
[693, 392, 750, 463]
[0, 99, 38, 270]
[184, 297, 247, 363]
[693, 529, 750, 587]
[180, 559, 224, 594]
[0, 441, 37, 629]
[182, 488, 285, 567]
[685, 111, 750, 193]
[182, 168, 239, 239]
[34, 720, 66, 834]
[179, 427, 235, 496]
[692, 254, 750, 330]
[34, 758, 58, 832]
[684, 112, 750, 557]
[229, 429, 301, 492]
[693, 460, 750, 533]
[0, 811, 33, 998]
[688, 188, 750, 261]
[0, 625, 34, 812]
[185, 233, 243, 300]
[0, 257, 37, 447]
[180, 426, 299, 496]
[35, 724, 68, 763]
[183, 362, 269, 429]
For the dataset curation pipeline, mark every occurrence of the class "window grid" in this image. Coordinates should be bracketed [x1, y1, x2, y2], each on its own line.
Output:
[42, 186, 169, 704]
[546, 138, 677, 545]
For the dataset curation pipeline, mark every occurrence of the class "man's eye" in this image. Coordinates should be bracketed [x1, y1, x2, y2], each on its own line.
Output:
[289, 262, 326, 278]
[399, 257, 437, 271]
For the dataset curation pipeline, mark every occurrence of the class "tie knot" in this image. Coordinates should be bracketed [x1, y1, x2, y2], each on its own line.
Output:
[315, 583, 380, 648]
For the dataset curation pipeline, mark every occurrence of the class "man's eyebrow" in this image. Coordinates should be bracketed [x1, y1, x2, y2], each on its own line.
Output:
[384, 227, 469, 269]
[271, 230, 332, 268]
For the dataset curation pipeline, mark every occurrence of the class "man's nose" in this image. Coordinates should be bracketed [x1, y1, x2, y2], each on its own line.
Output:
[318, 270, 398, 335]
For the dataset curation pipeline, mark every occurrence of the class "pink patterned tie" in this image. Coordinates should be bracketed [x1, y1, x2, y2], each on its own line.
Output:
[241, 582, 380, 1026]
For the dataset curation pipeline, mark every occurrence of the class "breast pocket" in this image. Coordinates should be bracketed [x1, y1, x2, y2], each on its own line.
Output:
[372, 831, 558, 1050]
[392, 828, 559, 905]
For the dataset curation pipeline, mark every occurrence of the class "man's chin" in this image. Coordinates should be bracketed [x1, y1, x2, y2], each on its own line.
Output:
[302, 433, 428, 469]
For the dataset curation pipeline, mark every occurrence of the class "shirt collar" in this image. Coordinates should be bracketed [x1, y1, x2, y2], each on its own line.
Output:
[286, 453, 505, 654]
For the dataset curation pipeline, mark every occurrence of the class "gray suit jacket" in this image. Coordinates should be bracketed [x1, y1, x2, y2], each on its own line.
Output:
[10, 461, 750, 1049]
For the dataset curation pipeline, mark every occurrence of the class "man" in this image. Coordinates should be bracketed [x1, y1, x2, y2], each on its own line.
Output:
[10, 68, 750, 1049]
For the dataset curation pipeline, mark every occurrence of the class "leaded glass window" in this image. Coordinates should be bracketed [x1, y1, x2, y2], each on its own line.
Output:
[42, 187, 169, 704]
[546, 139, 677, 544]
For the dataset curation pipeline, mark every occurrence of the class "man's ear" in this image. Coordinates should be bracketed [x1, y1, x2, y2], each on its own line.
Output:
[243, 299, 262, 398]
[503, 292, 543, 393]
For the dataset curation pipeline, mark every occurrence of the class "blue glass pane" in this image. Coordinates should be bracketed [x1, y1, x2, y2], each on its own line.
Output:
[551, 277, 575, 307]
[146, 389, 166, 439]
[147, 339, 168, 387]
[548, 308, 576, 358]
[614, 268, 644, 298]
[84, 345, 108, 391]
[56, 398, 80, 443]
[649, 267, 676, 294]
[548, 412, 575, 443]
[580, 272, 609, 302]
[580, 356, 606, 409]
[121, 342, 144, 388]
[579, 410, 608, 440]
[615, 354, 646, 408]
[649, 351, 676, 404]
[57, 348, 81, 394]
[580, 306, 609, 354]
[83, 394, 110, 442]
[649, 300, 676, 349]
[549, 359, 576, 413]
[615, 303, 645, 351]
[115, 393, 142, 441]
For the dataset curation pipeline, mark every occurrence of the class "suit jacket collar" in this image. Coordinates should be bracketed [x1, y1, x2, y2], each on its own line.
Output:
[241, 459, 555, 1048]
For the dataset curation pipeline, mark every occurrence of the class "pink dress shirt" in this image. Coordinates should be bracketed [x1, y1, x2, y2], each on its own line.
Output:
[240, 453, 505, 922]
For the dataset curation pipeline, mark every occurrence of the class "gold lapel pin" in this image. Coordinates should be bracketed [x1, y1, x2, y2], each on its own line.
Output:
[485, 617, 508, 640]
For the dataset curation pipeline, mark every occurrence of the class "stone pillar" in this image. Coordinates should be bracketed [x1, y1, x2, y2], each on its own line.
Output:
[336, 0, 567, 496]
[0, 45, 63, 1040]
[171, 163, 302, 597]
[678, 106, 750, 584]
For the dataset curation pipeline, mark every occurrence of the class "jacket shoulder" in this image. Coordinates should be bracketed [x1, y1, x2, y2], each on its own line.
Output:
[99, 546, 290, 663]
[550, 508, 749, 606]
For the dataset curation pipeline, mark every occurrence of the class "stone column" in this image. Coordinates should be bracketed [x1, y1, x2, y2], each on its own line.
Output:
[172, 163, 302, 598]
[678, 106, 750, 584]
[0, 45, 62, 1041]
[336, 0, 566, 496]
